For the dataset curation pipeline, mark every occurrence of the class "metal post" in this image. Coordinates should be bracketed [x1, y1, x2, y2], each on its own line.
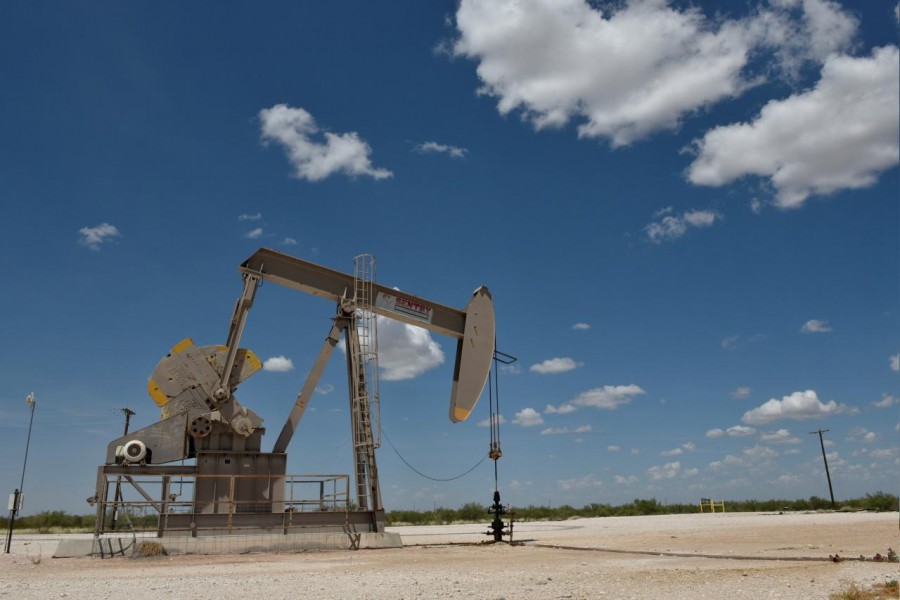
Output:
[809, 429, 835, 508]
[110, 408, 135, 531]
[5, 393, 36, 554]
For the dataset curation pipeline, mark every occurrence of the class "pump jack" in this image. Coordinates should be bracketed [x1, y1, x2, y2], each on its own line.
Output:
[93, 249, 495, 538]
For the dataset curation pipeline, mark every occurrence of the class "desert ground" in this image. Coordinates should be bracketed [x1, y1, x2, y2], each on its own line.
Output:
[1, 511, 897, 599]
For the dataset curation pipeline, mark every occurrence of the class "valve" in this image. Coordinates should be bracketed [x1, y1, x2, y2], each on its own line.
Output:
[486, 490, 512, 542]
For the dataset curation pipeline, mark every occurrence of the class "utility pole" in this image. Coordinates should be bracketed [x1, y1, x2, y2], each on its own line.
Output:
[809, 429, 835, 509]
[5, 393, 36, 554]
[110, 408, 135, 531]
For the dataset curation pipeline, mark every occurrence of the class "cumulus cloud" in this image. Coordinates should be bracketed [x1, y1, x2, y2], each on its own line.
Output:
[872, 394, 898, 409]
[238, 213, 262, 221]
[478, 414, 507, 428]
[846, 427, 877, 444]
[721, 335, 740, 350]
[530, 357, 582, 374]
[259, 104, 392, 181]
[645, 209, 720, 243]
[78, 223, 121, 251]
[706, 428, 725, 438]
[453, 0, 858, 149]
[731, 386, 752, 399]
[890, 354, 899, 372]
[607, 445, 621, 452]
[688, 46, 899, 208]
[315, 383, 335, 395]
[546, 384, 645, 414]
[500, 364, 522, 375]
[453, 0, 759, 147]
[801, 319, 832, 333]
[662, 441, 696, 456]
[244, 227, 264, 240]
[376, 316, 444, 380]
[512, 407, 544, 427]
[741, 389, 854, 424]
[541, 425, 592, 435]
[414, 141, 468, 159]
[282, 237, 298, 246]
[647, 461, 697, 480]
[558, 474, 603, 490]
[263, 356, 294, 372]
[727, 425, 757, 437]
[571, 322, 591, 331]
[614, 475, 638, 485]
[759, 428, 802, 444]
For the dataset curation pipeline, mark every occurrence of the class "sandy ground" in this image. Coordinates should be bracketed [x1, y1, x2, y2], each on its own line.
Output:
[1, 511, 897, 599]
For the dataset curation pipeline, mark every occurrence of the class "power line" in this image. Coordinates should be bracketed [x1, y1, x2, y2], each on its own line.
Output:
[379, 425, 487, 482]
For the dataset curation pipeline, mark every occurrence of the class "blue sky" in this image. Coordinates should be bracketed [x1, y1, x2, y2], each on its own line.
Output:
[1, 0, 897, 515]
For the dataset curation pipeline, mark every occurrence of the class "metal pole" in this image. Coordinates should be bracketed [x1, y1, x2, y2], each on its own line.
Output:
[5, 393, 36, 554]
[809, 429, 835, 508]
[110, 408, 135, 530]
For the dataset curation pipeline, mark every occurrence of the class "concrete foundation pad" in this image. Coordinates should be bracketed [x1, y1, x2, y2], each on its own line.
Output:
[54, 539, 101, 558]
[53, 531, 403, 558]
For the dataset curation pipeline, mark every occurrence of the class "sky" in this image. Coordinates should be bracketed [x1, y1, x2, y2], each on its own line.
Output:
[0, 0, 897, 516]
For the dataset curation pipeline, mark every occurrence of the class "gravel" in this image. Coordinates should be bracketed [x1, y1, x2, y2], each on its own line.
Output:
[2, 511, 897, 599]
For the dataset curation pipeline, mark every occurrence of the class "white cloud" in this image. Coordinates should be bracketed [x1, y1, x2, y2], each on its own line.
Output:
[78, 223, 121, 251]
[512, 407, 544, 427]
[244, 227, 264, 240]
[259, 104, 392, 181]
[414, 141, 468, 159]
[614, 475, 638, 485]
[727, 425, 757, 437]
[453, 0, 858, 150]
[741, 389, 853, 424]
[645, 209, 720, 243]
[846, 427, 877, 444]
[801, 319, 832, 333]
[315, 383, 335, 395]
[689, 46, 899, 208]
[661, 441, 695, 456]
[500, 364, 522, 375]
[647, 461, 694, 480]
[705, 428, 725, 438]
[263, 356, 294, 372]
[869, 448, 898, 460]
[530, 357, 582, 374]
[721, 335, 740, 350]
[546, 384, 645, 414]
[571, 322, 591, 331]
[759, 428, 802, 444]
[541, 425, 592, 435]
[558, 474, 603, 490]
[872, 394, 898, 409]
[478, 414, 507, 428]
[376, 316, 445, 381]
[282, 237, 298, 246]
[890, 354, 899, 372]
[238, 213, 262, 221]
[731, 386, 752, 399]
[607, 445, 621, 452]
[743, 444, 779, 461]
[453, 0, 762, 147]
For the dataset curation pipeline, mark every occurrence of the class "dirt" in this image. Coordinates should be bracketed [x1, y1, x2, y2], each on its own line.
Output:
[2, 511, 897, 599]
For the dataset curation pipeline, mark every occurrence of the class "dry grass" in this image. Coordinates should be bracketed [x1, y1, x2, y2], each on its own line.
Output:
[830, 580, 899, 600]
[135, 541, 168, 557]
